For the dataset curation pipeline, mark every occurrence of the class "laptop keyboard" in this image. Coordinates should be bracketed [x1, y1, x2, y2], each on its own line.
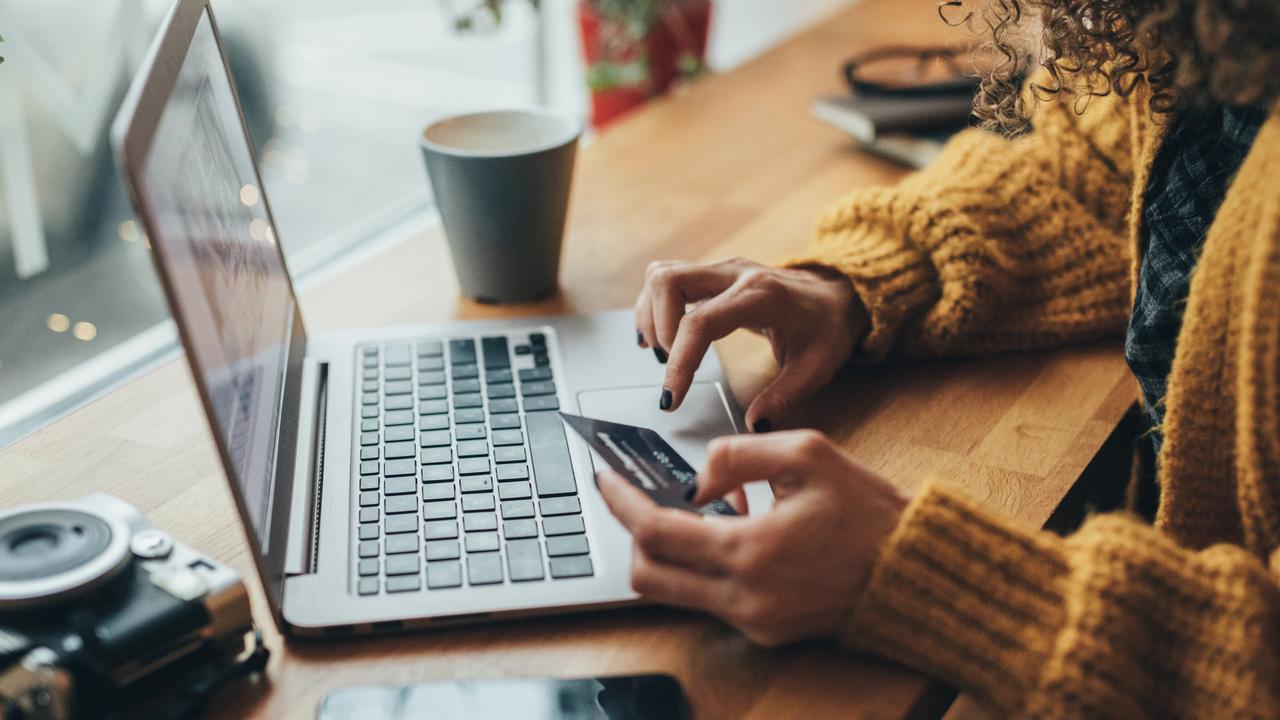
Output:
[352, 331, 593, 596]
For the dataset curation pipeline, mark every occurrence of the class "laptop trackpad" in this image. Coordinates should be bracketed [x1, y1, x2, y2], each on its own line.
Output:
[576, 383, 773, 514]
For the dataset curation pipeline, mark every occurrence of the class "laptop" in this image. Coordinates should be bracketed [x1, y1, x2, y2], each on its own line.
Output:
[111, 0, 771, 636]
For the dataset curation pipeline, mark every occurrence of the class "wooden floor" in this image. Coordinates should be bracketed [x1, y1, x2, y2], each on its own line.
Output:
[0, 1, 1134, 717]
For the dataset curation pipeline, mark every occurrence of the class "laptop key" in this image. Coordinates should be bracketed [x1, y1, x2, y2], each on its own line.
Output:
[460, 475, 494, 494]
[362, 393, 378, 406]
[385, 495, 417, 514]
[503, 519, 538, 540]
[425, 540, 460, 561]
[534, 353, 551, 367]
[359, 476, 379, 491]
[358, 540, 380, 558]
[385, 395, 412, 411]
[449, 339, 476, 364]
[451, 363, 479, 380]
[545, 535, 589, 557]
[359, 491, 379, 507]
[424, 520, 458, 540]
[499, 482, 532, 501]
[421, 447, 452, 465]
[465, 532, 499, 553]
[468, 553, 503, 585]
[427, 561, 462, 589]
[549, 556, 593, 579]
[385, 534, 419, 554]
[358, 578, 379, 596]
[419, 399, 448, 415]
[489, 398, 518, 414]
[529, 332, 546, 346]
[492, 429, 523, 446]
[459, 457, 490, 475]
[361, 406, 378, 419]
[518, 367, 553, 382]
[543, 516, 586, 536]
[515, 344, 531, 355]
[385, 425, 413, 443]
[521, 381, 556, 397]
[385, 344, 412, 367]
[506, 539, 545, 582]
[496, 464, 529, 482]
[360, 460, 380, 476]
[384, 459, 416, 477]
[362, 381, 378, 393]
[420, 417, 451, 435]
[384, 410, 414, 426]
[485, 369, 513, 384]
[455, 423, 486, 441]
[360, 447, 379, 461]
[359, 524, 378, 540]
[524, 395, 559, 412]
[385, 515, 418, 534]
[418, 356, 445, 372]
[453, 393, 483, 409]
[384, 441, 415, 460]
[487, 384, 516, 399]
[501, 500, 535, 519]
[464, 513, 498, 532]
[482, 336, 511, 369]
[385, 554, 420, 576]
[362, 346, 379, 356]
[359, 507, 378, 523]
[420, 430, 451, 447]
[453, 378, 481, 394]
[539, 497, 582, 516]
[360, 558, 385, 576]
[386, 575, 421, 593]
[385, 476, 416, 495]
[457, 439, 488, 457]
[495, 446, 526, 464]
[384, 380, 412, 396]
[455, 408, 485, 424]
[490, 414, 521, 431]
[361, 419, 379, 432]
[423, 500, 457, 520]
[422, 465, 454, 483]
[384, 366, 411, 381]
[419, 385, 447, 401]
[526, 411, 576, 497]
[418, 339, 444, 357]
[422, 483, 455, 501]
[462, 494, 496, 513]
[419, 370, 445, 386]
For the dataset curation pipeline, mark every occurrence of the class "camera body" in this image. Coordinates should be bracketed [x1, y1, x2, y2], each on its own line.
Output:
[0, 494, 258, 719]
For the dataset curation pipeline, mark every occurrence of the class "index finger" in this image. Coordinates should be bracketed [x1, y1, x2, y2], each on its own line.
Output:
[662, 288, 769, 412]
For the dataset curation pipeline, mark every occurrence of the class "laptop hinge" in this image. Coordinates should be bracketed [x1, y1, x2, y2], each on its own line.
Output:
[285, 359, 327, 576]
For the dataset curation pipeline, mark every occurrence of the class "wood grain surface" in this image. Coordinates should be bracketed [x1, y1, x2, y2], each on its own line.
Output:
[0, 1, 1133, 717]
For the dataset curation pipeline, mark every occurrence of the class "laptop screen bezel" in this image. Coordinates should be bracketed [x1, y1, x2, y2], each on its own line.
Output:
[111, 0, 308, 620]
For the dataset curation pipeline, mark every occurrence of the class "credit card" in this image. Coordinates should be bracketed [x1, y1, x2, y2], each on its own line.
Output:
[560, 412, 736, 516]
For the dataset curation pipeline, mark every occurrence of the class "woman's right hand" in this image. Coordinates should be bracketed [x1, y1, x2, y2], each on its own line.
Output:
[635, 257, 868, 431]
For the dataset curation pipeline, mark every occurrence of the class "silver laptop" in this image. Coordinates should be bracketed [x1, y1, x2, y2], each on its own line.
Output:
[111, 0, 769, 636]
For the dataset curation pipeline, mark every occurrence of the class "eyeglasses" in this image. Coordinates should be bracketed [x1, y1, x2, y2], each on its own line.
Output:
[843, 46, 980, 98]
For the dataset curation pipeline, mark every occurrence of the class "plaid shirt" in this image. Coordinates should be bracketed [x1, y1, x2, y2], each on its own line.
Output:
[1125, 104, 1267, 455]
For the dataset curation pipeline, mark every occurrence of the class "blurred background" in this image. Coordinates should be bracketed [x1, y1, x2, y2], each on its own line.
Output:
[0, 0, 855, 446]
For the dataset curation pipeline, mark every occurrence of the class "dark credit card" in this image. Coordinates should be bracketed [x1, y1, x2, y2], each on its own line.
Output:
[560, 412, 736, 516]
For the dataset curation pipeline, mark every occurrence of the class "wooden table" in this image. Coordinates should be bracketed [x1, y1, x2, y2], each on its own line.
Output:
[0, 1, 1135, 717]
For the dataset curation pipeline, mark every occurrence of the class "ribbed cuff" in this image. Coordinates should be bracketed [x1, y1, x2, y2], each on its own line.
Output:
[842, 483, 1072, 714]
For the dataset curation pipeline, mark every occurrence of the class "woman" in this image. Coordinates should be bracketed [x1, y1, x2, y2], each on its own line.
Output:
[596, 0, 1280, 716]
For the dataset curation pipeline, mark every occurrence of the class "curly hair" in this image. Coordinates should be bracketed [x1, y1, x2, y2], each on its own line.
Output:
[943, 0, 1280, 133]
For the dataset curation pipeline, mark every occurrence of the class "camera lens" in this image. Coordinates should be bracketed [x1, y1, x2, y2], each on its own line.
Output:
[0, 508, 129, 608]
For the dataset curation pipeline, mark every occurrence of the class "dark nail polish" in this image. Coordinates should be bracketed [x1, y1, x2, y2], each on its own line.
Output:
[653, 347, 669, 364]
[636, 330, 645, 347]
[684, 485, 698, 502]
[659, 388, 673, 411]
[752, 418, 772, 433]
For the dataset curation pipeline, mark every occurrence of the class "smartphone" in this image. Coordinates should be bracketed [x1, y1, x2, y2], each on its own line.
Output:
[316, 674, 691, 720]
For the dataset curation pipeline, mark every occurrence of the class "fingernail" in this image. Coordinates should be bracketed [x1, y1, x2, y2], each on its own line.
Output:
[683, 485, 698, 503]
[653, 347, 669, 364]
[752, 418, 772, 433]
[659, 387, 673, 411]
[636, 330, 645, 347]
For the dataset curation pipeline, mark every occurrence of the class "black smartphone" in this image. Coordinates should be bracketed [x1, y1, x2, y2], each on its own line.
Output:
[316, 674, 691, 720]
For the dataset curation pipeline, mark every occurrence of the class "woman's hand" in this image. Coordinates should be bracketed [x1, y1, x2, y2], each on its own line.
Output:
[635, 258, 867, 431]
[597, 430, 908, 647]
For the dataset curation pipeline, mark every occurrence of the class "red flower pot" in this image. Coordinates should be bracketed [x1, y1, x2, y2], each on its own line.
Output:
[579, 1, 712, 128]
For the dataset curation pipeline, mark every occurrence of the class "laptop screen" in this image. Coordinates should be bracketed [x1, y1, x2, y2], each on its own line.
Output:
[137, 9, 295, 550]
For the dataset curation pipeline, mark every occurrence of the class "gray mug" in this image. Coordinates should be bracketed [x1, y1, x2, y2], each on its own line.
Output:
[420, 109, 581, 304]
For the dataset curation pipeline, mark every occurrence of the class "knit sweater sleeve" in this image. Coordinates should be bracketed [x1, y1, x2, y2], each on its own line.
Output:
[845, 483, 1280, 717]
[785, 91, 1136, 361]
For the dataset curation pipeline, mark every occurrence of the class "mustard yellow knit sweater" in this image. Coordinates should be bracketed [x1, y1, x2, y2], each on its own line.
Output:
[788, 82, 1280, 718]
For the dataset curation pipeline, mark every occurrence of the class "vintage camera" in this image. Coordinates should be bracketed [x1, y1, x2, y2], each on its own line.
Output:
[0, 494, 267, 719]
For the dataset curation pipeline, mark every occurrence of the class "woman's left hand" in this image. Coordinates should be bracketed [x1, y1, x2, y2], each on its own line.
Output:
[596, 430, 909, 647]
